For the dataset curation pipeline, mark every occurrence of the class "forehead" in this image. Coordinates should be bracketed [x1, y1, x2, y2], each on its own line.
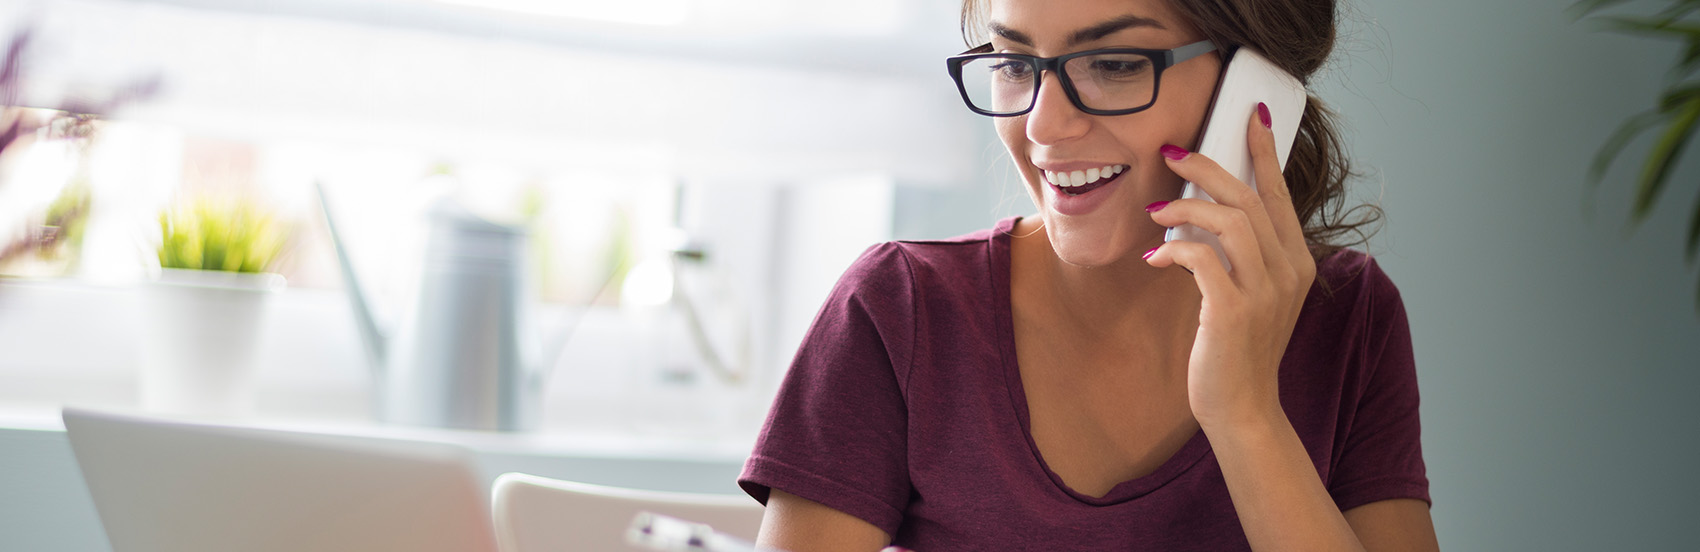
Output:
[984, 0, 1189, 46]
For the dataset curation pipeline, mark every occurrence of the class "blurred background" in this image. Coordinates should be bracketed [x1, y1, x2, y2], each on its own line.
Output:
[0, 0, 1696, 549]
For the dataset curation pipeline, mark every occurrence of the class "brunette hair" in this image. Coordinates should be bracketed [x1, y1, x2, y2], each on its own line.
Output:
[961, 0, 1380, 258]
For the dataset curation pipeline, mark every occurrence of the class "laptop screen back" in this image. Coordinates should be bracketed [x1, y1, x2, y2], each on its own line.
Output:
[63, 408, 498, 552]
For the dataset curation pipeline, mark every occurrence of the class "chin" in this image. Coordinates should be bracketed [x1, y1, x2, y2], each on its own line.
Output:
[1040, 213, 1141, 269]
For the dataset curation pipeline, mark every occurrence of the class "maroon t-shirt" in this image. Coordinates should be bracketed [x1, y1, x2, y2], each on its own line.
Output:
[740, 216, 1429, 550]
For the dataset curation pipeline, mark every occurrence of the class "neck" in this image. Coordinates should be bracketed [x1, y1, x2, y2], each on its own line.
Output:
[1012, 219, 1201, 341]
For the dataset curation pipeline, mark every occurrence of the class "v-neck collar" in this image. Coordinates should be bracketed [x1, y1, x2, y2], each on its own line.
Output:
[988, 215, 1214, 506]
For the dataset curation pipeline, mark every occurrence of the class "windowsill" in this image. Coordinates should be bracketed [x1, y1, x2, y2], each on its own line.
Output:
[0, 402, 756, 464]
[0, 278, 764, 465]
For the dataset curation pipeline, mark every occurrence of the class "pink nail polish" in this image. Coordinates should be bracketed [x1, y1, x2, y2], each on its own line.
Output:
[1144, 200, 1169, 212]
[1143, 246, 1160, 260]
[1257, 102, 1271, 128]
[1159, 144, 1189, 161]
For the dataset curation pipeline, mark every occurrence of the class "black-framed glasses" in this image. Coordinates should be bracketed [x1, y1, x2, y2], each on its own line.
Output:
[946, 40, 1217, 117]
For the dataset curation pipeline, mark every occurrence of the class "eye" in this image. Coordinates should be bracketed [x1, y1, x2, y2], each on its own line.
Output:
[988, 59, 1035, 81]
[1087, 57, 1153, 80]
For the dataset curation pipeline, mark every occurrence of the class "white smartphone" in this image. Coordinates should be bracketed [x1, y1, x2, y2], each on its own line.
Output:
[1162, 47, 1308, 272]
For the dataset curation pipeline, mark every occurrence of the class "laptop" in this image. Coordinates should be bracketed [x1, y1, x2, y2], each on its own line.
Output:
[62, 407, 499, 552]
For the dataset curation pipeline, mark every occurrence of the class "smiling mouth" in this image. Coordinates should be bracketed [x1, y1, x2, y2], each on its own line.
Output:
[1045, 165, 1127, 196]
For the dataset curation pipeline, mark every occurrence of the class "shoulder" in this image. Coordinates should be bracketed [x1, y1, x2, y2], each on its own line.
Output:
[839, 218, 1010, 294]
[1310, 249, 1404, 312]
[1291, 249, 1409, 350]
[806, 220, 1010, 385]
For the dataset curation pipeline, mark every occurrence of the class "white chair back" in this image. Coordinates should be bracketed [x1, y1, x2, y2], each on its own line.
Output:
[490, 472, 764, 552]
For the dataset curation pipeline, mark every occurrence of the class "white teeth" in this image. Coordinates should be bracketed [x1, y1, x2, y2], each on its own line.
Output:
[1044, 165, 1127, 188]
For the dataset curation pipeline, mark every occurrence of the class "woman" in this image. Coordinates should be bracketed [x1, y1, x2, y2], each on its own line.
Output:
[738, 0, 1438, 549]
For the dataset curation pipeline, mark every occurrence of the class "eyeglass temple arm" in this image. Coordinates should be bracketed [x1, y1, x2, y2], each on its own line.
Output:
[1170, 40, 1218, 65]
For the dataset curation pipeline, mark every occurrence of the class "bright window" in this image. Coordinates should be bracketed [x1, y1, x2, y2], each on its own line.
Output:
[0, 0, 987, 446]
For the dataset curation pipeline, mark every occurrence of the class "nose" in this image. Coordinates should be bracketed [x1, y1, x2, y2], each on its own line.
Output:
[1025, 71, 1091, 146]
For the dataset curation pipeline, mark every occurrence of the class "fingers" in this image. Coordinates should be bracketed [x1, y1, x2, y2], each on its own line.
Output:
[1244, 101, 1312, 267]
[1145, 239, 1236, 300]
[1160, 103, 1319, 282]
[1147, 198, 1264, 277]
[1160, 129, 1282, 273]
[1160, 142, 1271, 233]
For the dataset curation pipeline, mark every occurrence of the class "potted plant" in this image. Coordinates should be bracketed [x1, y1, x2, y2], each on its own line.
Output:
[1577, 0, 1700, 309]
[0, 26, 158, 276]
[138, 195, 290, 417]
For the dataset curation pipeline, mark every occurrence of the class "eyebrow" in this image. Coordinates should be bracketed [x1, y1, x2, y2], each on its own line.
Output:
[990, 15, 1167, 49]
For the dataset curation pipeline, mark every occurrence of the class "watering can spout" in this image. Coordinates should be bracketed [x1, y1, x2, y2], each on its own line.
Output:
[314, 181, 388, 375]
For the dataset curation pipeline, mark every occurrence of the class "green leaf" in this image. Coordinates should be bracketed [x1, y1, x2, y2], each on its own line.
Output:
[1570, 0, 1634, 20]
[1633, 96, 1700, 222]
[1664, 82, 1700, 107]
[1657, 0, 1700, 22]
[1675, 42, 1700, 82]
[1589, 109, 1668, 189]
[155, 196, 289, 273]
[1687, 191, 1700, 262]
[1596, 15, 1700, 39]
[1693, 255, 1700, 314]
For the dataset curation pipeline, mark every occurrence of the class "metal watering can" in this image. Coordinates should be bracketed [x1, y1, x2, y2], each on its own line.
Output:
[316, 183, 567, 432]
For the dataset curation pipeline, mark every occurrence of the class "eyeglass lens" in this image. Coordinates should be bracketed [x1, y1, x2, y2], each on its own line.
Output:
[957, 52, 1159, 114]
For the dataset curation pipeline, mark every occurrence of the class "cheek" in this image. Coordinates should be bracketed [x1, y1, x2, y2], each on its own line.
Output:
[1138, 94, 1210, 148]
[1164, 64, 1222, 146]
[1110, 112, 1188, 170]
[994, 119, 1035, 171]
[994, 118, 1023, 150]
[1105, 113, 1192, 196]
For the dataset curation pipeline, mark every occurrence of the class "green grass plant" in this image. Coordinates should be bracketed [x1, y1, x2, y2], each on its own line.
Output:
[157, 196, 288, 274]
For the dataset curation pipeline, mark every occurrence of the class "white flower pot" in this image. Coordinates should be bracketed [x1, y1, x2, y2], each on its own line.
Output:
[137, 268, 285, 418]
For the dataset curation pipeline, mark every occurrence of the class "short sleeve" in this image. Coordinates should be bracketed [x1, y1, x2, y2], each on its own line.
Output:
[1327, 263, 1432, 511]
[738, 243, 916, 535]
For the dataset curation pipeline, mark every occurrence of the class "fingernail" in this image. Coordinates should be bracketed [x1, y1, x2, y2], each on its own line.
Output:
[1159, 144, 1189, 161]
[1257, 102, 1272, 128]
[1143, 246, 1160, 260]
[881, 548, 913, 552]
[1144, 200, 1169, 212]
